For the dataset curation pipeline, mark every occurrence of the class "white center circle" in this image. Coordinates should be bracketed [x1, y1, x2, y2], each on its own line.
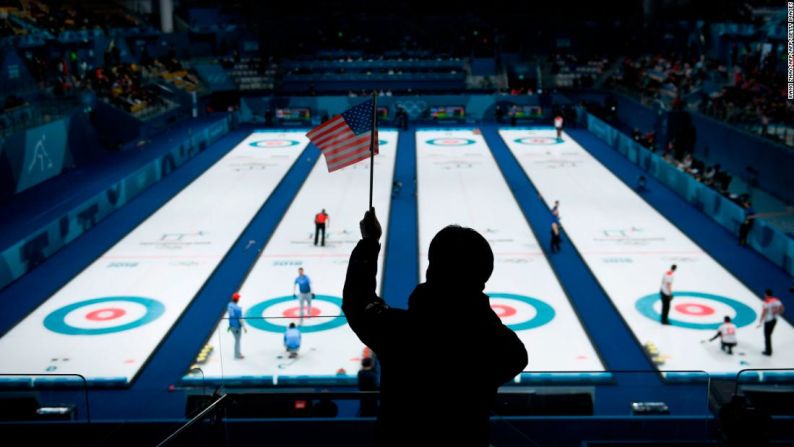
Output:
[64, 301, 148, 330]
[254, 299, 343, 329]
[652, 297, 735, 325]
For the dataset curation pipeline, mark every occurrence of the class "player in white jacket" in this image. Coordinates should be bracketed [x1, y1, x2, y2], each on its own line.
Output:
[709, 316, 738, 354]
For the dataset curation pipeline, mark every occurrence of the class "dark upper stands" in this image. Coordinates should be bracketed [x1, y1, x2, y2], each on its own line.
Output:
[280, 54, 468, 94]
[608, 11, 793, 148]
[1, 0, 791, 147]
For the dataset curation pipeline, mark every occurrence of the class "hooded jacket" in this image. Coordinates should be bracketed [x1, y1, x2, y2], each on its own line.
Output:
[343, 239, 528, 446]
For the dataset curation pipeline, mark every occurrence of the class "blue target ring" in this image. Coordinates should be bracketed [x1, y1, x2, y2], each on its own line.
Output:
[43, 297, 165, 335]
[249, 139, 300, 148]
[487, 293, 555, 330]
[514, 137, 562, 145]
[245, 295, 346, 333]
[635, 291, 756, 329]
[426, 138, 475, 146]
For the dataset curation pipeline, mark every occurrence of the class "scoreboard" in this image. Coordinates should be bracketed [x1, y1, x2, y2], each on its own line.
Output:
[430, 105, 465, 120]
[276, 108, 311, 121]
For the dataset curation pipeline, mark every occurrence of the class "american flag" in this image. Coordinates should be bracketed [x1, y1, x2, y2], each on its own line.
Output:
[306, 99, 378, 172]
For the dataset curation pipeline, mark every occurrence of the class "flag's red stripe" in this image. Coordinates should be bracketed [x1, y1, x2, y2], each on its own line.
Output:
[314, 128, 357, 151]
[321, 133, 371, 156]
[324, 138, 375, 166]
[306, 115, 343, 139]
[327, 150, 374, 172]
[311, 122, 350, 146]
[312, 127, 349, 149]
[327, 151, 371, 172]
[306, 118, 342, 140]
[319, 131, 369, 153]
[316, 135, 357, 153]
[325, 135, 378, 160]
[324, 140, 371, 165]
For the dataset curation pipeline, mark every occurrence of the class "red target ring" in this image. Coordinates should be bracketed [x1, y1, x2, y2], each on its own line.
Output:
[85, 308, 126, 321]
[283, 307, 322, 318]
[674, 303, 715, 316]
[491, 304, 517, 318]
[249, 139, 299, 148]
[426, 138, 475, 146]
[514, 136, 562, 146]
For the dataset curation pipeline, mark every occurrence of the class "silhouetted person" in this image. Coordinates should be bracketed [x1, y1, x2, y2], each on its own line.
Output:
[495, 104, 505, 123]
[636, 175, 648, 192]
[719, 395, 771, 447]
[550, 221, 561, 253]
[343, 208, 528, 447]
[396, 106, 408, 130]
[391, 180, 402, 197]
[738, 201, 756, 246]
[357, 357, 379, 417]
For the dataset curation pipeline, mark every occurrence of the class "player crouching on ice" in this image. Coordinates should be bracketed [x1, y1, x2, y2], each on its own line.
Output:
[284, 322, 302, 358]
[708, 316, 738, 355]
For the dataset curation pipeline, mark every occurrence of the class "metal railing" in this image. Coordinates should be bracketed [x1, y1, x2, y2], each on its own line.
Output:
[157, 393, 228, 447]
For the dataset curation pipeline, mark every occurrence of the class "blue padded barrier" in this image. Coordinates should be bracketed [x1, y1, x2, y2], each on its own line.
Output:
[518, 372, 614, 385]
[0, 116, 232, 291]
[586, 113, 794, 277]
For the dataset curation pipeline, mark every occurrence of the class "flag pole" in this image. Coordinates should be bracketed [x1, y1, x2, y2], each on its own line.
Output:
[369, 91, 377, 210]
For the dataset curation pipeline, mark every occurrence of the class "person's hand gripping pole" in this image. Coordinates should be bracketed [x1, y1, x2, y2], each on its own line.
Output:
[360, 207, 382, 242]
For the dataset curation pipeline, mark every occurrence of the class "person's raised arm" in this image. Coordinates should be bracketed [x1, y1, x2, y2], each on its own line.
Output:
[343, 208, 387, 349]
